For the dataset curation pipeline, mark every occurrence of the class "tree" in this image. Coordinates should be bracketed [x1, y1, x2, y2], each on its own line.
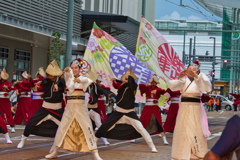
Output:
[48, 31, 64, 63]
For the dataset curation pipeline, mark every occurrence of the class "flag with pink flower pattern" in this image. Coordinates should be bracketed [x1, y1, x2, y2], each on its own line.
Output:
[135, 17, 185, 80]
[83, 23, 167, 102]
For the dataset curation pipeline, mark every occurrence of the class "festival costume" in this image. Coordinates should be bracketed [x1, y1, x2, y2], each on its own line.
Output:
[169, 72, 212, 160]
[0, 114, 12, 144]
[14, 72, 32, 125]
[163, 88, 181, 133]
[48, 68, 102, 160]
[95, 75, 157, 153]
[17, 60, 65, 149]
[29, 76, 45, 118]
[0, 79, 14, 126]
[97, 84, 109, 122]
[230, 93, 240, 111]
[139, 83, 166, 135]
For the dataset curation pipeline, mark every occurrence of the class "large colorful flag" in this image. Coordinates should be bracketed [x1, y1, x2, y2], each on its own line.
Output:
[135, 17, 185, 80]
[83, 23, 166, 102]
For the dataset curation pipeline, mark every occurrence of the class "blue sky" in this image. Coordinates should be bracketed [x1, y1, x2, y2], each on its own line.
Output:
[155, 0, 222, 21]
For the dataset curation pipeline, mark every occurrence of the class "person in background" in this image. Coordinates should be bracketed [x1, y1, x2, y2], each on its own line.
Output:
[211, 97, 215, 111]
[216, 97, 220, 112]
[207, 98, 212, 112]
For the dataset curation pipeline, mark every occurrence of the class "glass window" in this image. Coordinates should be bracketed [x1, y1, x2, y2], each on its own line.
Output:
[0, 46, 9, 70]
[14, 49, 31, 80]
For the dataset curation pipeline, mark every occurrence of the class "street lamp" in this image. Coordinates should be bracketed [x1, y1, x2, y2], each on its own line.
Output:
[209, 37, 216, 93]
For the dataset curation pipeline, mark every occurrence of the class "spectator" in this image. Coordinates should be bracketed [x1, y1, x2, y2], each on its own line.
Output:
[211, 97, 215, 111]
[216, 97, 220, 112]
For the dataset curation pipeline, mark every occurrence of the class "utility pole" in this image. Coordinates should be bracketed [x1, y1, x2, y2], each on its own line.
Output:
[193, 36, 196, 62]
[182, 31, 186, 65]
[189, 38, 192, 65]
[210, 37, 216, 93]
[65, 0, 74, 67]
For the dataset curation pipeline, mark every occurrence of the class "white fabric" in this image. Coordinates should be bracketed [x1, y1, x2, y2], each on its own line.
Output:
[169, 72, 211, 160]
[108, 115, 155, 149]
[19, 92, 31, 98]
[115, 106, 134, 113]
[171, 97, 180, 104]
[9, 89, 17, 102]
[0, 91, 9, 98]
[145, 99, 158, 106]
[42, 101, 62, 110]
[89, 109, 102, 128]
[51, 70, 97, 152]
[200, 101, 211, 138]
[32, 92, 44, 100]
[36, 114, 60, 126]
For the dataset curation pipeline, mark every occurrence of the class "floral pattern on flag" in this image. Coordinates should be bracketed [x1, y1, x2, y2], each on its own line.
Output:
[83, 23, 163, 102]
[135, 17, 185, 81]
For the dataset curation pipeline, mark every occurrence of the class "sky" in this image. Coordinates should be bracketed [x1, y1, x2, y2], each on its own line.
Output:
[155, 0, 222, 21]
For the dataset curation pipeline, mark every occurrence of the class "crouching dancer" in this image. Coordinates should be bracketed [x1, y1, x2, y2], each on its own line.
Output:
[95, 67, 158, 153]
[17, 60, 65, 148]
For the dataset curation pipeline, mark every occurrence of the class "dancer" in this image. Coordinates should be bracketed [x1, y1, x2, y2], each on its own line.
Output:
[13, 71, 32, 125]
[95, 75, 108, 122]
[139, 74, 169, 145]
[17, 60, 64, 148]
[168, 60, 211, 160]
[29, 67, 45, 118]
[96, 67, 158, 153]
[163, 88, 181, 133]
[45, 58, 102, 160]
[230, 93, 240, 111]
[0, 68, 15, 132]
[0, 115, 12, 144]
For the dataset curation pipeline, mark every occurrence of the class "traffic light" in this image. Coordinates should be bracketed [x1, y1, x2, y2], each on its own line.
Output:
[212, 70, 215, 76]
[223, 59, 227, 68]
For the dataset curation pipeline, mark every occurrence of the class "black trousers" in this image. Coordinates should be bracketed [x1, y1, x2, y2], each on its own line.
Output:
[23, 106, 63, 137]
[0, 127, 6, 134]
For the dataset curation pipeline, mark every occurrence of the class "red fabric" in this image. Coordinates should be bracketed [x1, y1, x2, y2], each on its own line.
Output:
[139, 84, 166, 99]
[140, 105, 165, 134]
[163, 103, 179, 132]
[201, 94, 211, 103]
[163, 88, 181, 133]
[0, 80, 12, 91]
[0, 99, 14, 125]
[112, 81, 121, 89]
[44, 108, 62, 117]
[14, 79, 32, 93]
[233, 100, 240, 107]
[0, 115, 8, 133]
[31, 77, 45, 92]
[14, 97, 31, 125]
[98, 99, 107, 122]
[29, 99, 44, 119]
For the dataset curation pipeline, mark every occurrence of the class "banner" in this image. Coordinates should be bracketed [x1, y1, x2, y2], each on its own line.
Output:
[135, 17, 185, 80]
[83, 23, 166, 102]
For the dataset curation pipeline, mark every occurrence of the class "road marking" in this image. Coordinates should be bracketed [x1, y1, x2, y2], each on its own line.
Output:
[207, 132, 222, 140]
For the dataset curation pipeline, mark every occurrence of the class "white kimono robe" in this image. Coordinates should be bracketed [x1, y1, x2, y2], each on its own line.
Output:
[50, 69, 97, 152]
[169, 73, 211, 160]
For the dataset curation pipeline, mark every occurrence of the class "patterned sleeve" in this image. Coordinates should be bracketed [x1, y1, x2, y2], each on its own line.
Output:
[79, 76, 93, 92]
[194, 72, 212, 92]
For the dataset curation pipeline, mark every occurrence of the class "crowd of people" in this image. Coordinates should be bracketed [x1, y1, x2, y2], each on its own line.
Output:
[0, 59, 239, 160]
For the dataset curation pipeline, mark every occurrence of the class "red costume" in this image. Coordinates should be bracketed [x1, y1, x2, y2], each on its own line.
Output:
[230, 93, 240, 111]
[0, 80, 14, 125]
[97, 84, 109, 122]
[14, 79, 32, 125]
[163, 88, 181, 133]
[139, 84, 166, 134]
[29, 77, 45, 118]
[0, 115, 8, 133]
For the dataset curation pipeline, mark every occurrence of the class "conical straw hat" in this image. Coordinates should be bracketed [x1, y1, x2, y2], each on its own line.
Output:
[149, 74, 159, 84]
[97, 75, 102, 82]
[45, 60, 63, 76]
[122, 67, 137, 81]
[35, 67, 45, 77]
[85, 69, 98, 82]
[1, 67, 9, 80]
[22, 71, 28, 79]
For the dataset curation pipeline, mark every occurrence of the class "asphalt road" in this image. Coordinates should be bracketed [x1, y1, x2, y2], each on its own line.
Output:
[0, 111, 238, 160]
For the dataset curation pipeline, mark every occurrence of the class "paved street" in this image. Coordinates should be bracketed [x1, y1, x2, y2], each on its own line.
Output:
[0, 111, 238, 160]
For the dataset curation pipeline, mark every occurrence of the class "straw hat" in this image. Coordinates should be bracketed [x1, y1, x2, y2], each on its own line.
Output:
[45, 60, 63, 76]
[85, 69, 98, 82]
[149, 74, 159, 84]
[36, 67, 45, 77]
[22, 71, 28, 79]
[122, 67, 137, 81]
[1, 68, 9, 80]
[96, 75, 102, 82]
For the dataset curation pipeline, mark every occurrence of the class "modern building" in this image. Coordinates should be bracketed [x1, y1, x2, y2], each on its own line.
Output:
[194, 0, 240, 95]
[155, 19, 227, 95]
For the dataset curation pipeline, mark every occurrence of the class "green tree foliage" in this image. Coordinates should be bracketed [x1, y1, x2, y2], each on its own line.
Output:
[48, 32, 64, 63]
